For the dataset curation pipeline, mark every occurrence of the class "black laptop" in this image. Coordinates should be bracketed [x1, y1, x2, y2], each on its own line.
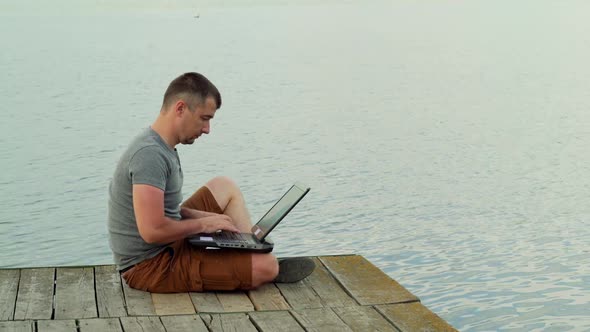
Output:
[188, 182, 310, 253]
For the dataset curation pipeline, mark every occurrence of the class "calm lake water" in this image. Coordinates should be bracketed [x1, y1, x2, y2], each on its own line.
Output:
[1, 1, 590, 330]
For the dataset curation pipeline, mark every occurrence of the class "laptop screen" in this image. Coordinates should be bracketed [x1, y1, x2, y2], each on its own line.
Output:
[251, 183, 310, 241]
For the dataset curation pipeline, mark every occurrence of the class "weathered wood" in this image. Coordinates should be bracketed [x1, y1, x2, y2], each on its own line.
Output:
[248, 283, 291, 311]
[160, 314, 209, 332]
[0, 257, 456, 331]
[152, 293, 195, 316]
[291, 308, 353, 332]
[216, 292, 255, 312]
[276, 281, 323, 309]
[0, 320, 33, 332]
[14, 268, 54, 320]
[0, 269, 19, 320]
[79, 318, 123, 332]
[320, 255, 418, 305]
[201, 313, 258, 332]
[95, 265, 127, 318]
[120, 316, 166, 332]
[376, 303, 457, 332]
[306, 258, 356, 307]
[36, 319, 77, 332]
[190, 292, 224, 313]
[54, 267, 97, 319]
[249, 311, 305, 332]
[333, 306, 399, 331]
[122, 280, 156, 316]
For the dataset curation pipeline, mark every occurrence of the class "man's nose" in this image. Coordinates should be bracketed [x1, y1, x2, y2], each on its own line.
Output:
[202, 123, 210, 134]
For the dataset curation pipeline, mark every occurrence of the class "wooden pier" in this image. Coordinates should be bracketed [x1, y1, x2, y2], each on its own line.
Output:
[0, 255, 456, 331]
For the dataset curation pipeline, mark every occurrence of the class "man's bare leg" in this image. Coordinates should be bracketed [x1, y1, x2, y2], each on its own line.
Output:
[204, 176, 313, 288]
[204, 176, 280, 287]
[205, 176, 253, 232]
[250, 254, 279, 288]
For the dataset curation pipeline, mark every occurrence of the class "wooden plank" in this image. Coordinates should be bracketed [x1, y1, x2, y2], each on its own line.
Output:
[54, 267, 97, 319]
[14, 268, 54, 320]
[160, 314, 209, 332]
[306, 258, 356, 307]
[95, 265, 127, 318]
[190, 292, 224, 313]
[152, 293, 195, 315]
[79, 318, 123, 332]
[216, 292, 255, 312]
[276, 281, 323, 309]
[0, 321, 33, 332]
[0, 269, 19, 320]
[320, 255, 418, 305]
[36, 319, 77, 332]
[201, 313, 258, 332]
[291, 308, 353, 332]
[120, 316, 166, 332]
[376, 303, 457, 332]
[248, 283, 291, 311]
[333, 306, 399, 332]
[249, 311, 305, 332]
[122, 279, 156, 316]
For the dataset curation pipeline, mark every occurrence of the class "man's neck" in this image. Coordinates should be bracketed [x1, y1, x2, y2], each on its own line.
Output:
[150, 118, 177, 149]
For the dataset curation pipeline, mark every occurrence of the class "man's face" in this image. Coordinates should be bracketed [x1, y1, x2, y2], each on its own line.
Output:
[180, 96, 217, 145]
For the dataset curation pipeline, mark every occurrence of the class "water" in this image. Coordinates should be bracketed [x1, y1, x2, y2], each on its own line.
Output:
[1, 1, 590, 330]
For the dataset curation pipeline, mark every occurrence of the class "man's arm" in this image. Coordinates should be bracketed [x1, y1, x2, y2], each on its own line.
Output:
[133, 184, 239, 244]
[180, 207, 219, 220]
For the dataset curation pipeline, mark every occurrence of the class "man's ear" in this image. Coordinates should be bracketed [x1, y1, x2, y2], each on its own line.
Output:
[174, 100, 187, 117]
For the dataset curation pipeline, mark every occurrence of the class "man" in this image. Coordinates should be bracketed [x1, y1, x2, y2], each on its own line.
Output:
[108, 72, 314, 292]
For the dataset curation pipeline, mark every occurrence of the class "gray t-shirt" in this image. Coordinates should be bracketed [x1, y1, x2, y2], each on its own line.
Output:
[108, 127, 184, 270]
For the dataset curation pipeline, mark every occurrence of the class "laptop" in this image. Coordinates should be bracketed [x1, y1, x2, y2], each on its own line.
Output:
[188, 182, 310, 253]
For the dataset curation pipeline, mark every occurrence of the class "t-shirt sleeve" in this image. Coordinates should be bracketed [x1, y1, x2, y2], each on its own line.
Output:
[128, 146, 169, 191]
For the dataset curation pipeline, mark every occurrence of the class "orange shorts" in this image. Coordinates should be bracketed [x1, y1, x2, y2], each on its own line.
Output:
[121, 186, 253, 293]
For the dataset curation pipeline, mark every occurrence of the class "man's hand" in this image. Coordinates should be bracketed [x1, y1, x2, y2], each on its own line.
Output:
[195, 214, 240, 234]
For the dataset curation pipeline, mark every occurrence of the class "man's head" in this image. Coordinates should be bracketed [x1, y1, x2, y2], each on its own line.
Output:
[160, 72, 222, 145]
[162, 72, 221, 111]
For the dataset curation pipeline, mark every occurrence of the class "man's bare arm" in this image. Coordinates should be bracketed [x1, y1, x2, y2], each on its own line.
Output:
[133, 184, 239, 244]
[180, 207, 219, 220]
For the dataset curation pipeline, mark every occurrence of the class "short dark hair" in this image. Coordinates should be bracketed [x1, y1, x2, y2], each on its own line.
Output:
[162, 72, 222, 110]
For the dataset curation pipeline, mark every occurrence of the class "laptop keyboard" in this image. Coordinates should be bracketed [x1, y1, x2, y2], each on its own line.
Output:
[217, 232, 250, 244]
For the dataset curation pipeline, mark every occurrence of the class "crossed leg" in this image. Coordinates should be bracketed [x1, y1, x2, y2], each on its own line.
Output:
[202, 176, 279, 288]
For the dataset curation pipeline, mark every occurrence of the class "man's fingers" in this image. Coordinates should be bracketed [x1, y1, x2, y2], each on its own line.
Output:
[199, 215, 240, 233]
[221, 221, 240, 233]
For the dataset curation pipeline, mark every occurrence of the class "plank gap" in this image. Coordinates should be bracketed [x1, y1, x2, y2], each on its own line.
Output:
[14, 270, 22, 321]
[93, 267, 98, 320]
[8, 269, 21, 320]
[51, 268, 57, 320]
[118, 272, 128, 315]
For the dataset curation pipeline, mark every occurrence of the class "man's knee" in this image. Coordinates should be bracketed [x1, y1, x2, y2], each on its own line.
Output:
[206, 176, 239, 192]
[251, 254, 279, 288]
[205, 176, 243, 209]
